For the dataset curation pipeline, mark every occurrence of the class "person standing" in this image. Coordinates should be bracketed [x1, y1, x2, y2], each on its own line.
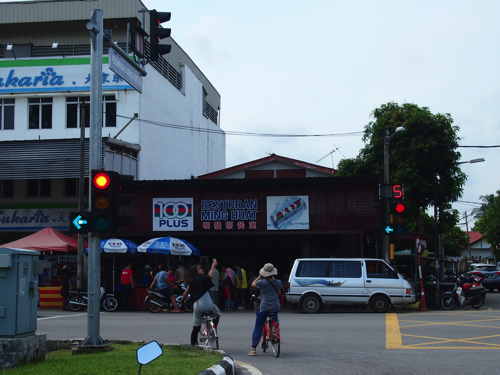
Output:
[175, 262, 189, 282]
[121, 262, 135, 311]
[235, 262, 248, 310]
[60, 266, 71, 311]
[183, 259, 221, 345]
[222, 264, 236, 309]
[209, 264, 220, 307]
[248, 263, 282, 356]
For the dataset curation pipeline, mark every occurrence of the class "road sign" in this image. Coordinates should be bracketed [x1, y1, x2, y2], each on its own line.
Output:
[108, 48, 143, 93]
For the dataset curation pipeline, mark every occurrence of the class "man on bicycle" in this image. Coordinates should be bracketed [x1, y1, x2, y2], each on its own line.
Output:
[249, 263, 282, 356]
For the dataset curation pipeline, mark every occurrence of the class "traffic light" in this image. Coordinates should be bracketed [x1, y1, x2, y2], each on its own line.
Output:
[392, 201, 406, 235]
[149, 9, 171, 62]
[69, 212, 89, 234]
[90, 170, 114, 233]
[111, 173, 134, 233]
[372, 201, 386, 233]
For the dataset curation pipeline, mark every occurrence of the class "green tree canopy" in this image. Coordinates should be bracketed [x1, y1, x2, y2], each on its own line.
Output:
[337, 102, 467, 233]
[473, 190, 500, 259]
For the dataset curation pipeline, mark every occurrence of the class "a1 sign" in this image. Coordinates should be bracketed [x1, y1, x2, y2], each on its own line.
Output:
[69, 212, 89, 234]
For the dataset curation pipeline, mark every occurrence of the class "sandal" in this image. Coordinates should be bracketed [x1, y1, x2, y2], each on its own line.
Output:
[248, 349, 257, 356]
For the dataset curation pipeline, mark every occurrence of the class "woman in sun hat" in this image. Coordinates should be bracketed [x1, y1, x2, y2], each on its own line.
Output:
[248, 263, 282, 356]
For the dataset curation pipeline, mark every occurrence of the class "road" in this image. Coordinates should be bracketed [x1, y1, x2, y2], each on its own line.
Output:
[37, 293, 500, 375]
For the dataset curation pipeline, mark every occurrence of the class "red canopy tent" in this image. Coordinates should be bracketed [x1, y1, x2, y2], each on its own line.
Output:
[0, 226, 82, 252]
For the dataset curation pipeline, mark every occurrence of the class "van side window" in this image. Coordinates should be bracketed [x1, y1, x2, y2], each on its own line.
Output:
[329, 261, 361, 278]
[296, 261, 326, 277]
[365, 261, 395, 278]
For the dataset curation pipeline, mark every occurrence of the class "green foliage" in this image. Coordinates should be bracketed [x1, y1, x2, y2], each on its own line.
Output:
[337, 102, 466, 213]
[474, 190, 500, 259]
[5, 342, 222, 375]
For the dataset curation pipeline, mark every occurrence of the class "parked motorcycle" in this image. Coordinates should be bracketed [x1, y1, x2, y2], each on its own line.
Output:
[67, 287, 118, 312]
[145, 282, 193, 313]
[440, 276, 486, 310]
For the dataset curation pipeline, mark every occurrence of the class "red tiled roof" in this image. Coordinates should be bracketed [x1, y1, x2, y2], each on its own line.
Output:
[468, 231, 483, 244]
[198, 154, 336, 179]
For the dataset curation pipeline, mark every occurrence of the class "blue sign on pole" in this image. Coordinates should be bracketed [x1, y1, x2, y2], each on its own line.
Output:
[108, 48, 143, 93]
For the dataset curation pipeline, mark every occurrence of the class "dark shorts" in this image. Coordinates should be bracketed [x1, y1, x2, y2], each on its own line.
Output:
[159, 287, 174, 299]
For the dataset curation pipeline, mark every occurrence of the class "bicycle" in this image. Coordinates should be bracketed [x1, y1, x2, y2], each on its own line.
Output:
[198, 311, 219, 349]
[261, 313, 280, 357]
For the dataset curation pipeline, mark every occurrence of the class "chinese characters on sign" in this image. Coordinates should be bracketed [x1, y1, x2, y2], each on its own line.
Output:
[201, 199, 258, 231]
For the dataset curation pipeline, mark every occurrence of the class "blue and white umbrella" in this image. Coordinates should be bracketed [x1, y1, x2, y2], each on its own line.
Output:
[85, 239, 138, 253]
[137, 236, 200, 256]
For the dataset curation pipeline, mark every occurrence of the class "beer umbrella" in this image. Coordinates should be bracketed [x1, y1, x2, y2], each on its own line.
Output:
[137, 236, 200, 256]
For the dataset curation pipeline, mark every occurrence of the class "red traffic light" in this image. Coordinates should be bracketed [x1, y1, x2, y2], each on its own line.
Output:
[94, 172, 110, 189]
[395, 203, 405, 213]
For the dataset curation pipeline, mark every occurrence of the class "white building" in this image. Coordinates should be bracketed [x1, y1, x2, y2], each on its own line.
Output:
[0, 0, 225, 234]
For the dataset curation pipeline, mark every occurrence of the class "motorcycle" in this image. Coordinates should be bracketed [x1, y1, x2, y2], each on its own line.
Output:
[67, 287, 118, 312]
[440, 276, 486, 310]
[145, 282, 193, 313]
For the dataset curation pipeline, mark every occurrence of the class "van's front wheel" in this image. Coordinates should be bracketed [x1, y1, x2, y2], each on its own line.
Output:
[370, 295, 390, 313]
[302, 295, 321, 314]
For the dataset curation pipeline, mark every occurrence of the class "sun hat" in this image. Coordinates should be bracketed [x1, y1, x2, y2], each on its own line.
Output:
[260, 263, 278, 277]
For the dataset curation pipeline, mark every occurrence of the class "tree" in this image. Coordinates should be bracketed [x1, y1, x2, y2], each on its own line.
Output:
[473, 190, 500, 260]
[337, 102, 467, 235]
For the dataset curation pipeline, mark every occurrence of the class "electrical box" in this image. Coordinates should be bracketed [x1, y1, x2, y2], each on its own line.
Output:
[0, 248, 43, 338]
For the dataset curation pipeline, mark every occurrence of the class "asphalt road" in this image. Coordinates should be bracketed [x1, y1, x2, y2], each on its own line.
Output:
[37, 293, 500, 375]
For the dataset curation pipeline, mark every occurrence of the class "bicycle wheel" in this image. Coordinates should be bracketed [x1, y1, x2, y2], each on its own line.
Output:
[269, 321, 280, 357]
[208, 322, 219, 349]
[199, 323, 209, 346]
[68, 296, 84, 311]
[261, 324, 268, 352]
[146, 296, 162, 313]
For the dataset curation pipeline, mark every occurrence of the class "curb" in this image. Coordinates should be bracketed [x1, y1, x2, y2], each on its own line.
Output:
[199, 355, 234, 375]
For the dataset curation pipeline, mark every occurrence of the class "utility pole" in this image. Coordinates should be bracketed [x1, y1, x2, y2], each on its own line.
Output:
[81, 8, 104, 348]
[77, 102, 86, 289]
[465, 211, 471, 259]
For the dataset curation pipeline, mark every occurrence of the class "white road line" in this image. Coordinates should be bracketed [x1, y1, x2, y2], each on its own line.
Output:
[37, 313, 87, 320]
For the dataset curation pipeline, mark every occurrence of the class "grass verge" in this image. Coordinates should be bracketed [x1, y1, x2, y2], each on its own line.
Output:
[4, 342, 223, 375]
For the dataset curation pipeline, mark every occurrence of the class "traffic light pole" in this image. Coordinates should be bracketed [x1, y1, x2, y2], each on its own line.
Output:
[81, 9, 105, 348]
[383, 134, 390, 264]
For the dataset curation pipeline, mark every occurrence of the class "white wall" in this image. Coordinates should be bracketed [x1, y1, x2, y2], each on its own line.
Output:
[137, 63, 225, 180]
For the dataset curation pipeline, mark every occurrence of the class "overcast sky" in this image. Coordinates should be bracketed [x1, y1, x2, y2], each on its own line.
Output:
[4, 0, 499, 227]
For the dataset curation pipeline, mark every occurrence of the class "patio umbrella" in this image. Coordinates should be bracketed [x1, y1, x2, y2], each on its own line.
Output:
[137, 236, 200, 256]
[86, 238, 138, 291]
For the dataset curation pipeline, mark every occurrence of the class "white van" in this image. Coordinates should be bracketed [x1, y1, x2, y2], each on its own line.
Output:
[286, 258, 415, 313]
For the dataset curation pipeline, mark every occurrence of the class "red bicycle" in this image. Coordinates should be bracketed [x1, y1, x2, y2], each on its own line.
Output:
[261, 313, 280, 357]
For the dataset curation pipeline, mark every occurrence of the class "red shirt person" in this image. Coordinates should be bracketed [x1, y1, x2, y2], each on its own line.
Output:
[121, 262, 135, 311]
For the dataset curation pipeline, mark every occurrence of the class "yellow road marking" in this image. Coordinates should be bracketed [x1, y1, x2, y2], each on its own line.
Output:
[386, 312, 500, 350]
[386, 313, 402, 349]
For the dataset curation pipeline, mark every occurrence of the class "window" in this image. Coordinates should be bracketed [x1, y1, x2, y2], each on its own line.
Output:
[103, 95, 116, 127]
[26, 179, 51, 197]
[66, 95, 116, 128]
[296, 261, 326, 277]
[66, 97, 90, 128]
[28, 98, 52, 129]
[0, 99, 14, 130]
[64, 178, 78, 197]
[328, 261, 361, 278]
[0, 180, 14, 198]
[365, 260, 396, 278]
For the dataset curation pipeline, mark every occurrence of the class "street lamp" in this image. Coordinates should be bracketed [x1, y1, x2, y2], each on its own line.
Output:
[383, 126, 405, 263]
[458, 158, 485, 165]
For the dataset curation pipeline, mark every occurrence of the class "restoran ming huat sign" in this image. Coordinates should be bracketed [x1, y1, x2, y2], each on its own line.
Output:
[201, 199, 258, 230]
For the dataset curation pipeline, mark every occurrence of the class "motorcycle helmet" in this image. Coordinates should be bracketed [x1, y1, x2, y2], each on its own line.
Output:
[462, 283, 471, 292]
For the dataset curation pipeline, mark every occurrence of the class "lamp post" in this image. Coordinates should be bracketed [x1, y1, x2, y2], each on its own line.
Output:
[383, 126, 405, 262]
[457, 158, 485, 264]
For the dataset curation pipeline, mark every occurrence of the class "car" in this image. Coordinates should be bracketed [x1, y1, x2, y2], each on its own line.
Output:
[465, 263, 500, 292]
